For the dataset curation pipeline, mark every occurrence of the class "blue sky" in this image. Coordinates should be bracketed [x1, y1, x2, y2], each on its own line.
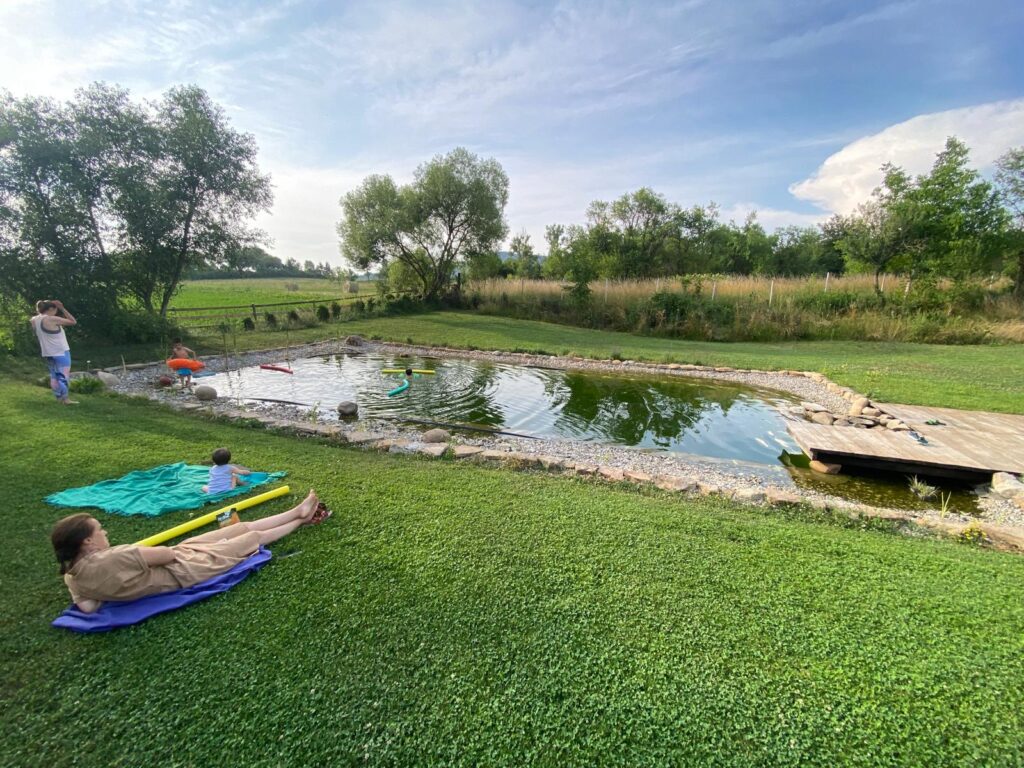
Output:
[2, 0, 1022, 265]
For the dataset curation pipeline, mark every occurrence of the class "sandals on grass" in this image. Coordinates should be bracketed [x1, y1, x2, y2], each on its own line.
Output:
[309, 501, 332, 525]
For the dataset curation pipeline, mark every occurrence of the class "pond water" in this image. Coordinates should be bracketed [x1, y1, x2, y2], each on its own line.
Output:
[200, 352, 981, 514]
[203, 352, 801, 465]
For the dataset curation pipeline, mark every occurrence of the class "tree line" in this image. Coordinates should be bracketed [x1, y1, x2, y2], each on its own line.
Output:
[0, 84, 271, 338]
[339, 141, 1024, 301]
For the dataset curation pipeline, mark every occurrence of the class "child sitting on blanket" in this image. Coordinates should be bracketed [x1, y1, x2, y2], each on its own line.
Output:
[202, 447, 252, 494]
[51, 490, 331, 613]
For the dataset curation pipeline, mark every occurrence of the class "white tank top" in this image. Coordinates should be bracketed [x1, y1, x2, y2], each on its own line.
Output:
[31, 315, 70, 357]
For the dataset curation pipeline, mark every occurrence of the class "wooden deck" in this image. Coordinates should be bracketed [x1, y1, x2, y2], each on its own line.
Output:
[786, 403, 1024, 480]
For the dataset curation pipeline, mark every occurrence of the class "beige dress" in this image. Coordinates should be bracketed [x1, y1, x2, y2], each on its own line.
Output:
[64, 525, 262, 604]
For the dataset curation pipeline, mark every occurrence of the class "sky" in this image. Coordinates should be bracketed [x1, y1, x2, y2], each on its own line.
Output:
[1, 0, 1022, 266]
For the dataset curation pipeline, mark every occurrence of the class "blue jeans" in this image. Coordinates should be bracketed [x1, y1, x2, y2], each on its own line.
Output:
[45, 350, 72, 400]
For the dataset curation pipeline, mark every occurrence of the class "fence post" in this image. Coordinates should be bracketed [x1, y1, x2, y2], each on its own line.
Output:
[655, 278, 660, 293]
[769, 279, 774, 307]
[824, 272, 830, 293]
[711, 281, 717, 302]
[251, 304, 258, 323]
[880, 275, 886, 292]
[604, 279, 608, 301]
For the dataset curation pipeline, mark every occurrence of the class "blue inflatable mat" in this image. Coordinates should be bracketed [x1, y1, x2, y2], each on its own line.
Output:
[52, 547, 271, 633]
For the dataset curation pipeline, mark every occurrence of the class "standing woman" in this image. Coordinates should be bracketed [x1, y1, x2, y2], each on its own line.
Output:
[30, 299, 78, 405]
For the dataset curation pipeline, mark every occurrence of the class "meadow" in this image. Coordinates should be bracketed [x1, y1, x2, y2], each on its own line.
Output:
[171, 277, 375, 309]
[2, 373, 1023, 766]
[466, 275, 1024, 344]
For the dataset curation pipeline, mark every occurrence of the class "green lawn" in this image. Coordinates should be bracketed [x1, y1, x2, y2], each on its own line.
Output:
[171, 277, 374, 309]
[3, 375, 1023, 766]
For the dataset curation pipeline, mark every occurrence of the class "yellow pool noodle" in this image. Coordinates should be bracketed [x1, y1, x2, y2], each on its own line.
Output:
[381, 368, 435, 374]
[134, 485, 291, 546]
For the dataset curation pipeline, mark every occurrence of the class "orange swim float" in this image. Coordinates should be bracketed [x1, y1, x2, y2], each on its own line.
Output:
[166, 358, 205, 372]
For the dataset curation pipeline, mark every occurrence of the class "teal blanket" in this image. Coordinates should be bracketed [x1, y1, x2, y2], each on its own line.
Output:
[45, 463, 287, 517]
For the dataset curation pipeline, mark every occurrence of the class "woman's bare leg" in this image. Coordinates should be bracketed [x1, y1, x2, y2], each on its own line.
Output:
[244, 490, 318, 531]
[255, 519, 306, 545]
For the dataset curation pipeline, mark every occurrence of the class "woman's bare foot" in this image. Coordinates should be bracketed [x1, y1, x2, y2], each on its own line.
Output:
[60, 399, 80, 405]
[297, 489, 319, 522]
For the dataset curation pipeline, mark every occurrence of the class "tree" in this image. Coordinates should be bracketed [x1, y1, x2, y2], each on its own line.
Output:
[542, 224, 569, 279]
[994, 147, 1024, 296]
[147, 86, 272, 316]
[338, 148, 509, 299]
[509, 231, 541, 278]
[0, 90, 123, 322]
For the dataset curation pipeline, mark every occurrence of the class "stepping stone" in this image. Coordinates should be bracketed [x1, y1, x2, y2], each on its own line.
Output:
[573, 463, 598, 476]
[801, 402, 828, 413]
[624, 470, 653, 484]
[598, 466, 625, 481]
[418, 444, 448, 458]
[538, 455, 567, 471]
[766, 489, 802, 507]
[655, 475, 698, 492]
[345, 431, 380, 445]
[733, 488, 766, 504]
[451, 445, 484, 459]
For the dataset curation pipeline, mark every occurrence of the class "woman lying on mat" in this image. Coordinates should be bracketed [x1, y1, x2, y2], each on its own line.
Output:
[51, 490, 330, 613]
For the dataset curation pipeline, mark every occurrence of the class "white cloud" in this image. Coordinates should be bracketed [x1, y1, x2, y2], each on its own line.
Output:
[720, 204, 827, 230]
[790, 99, 1024, 214]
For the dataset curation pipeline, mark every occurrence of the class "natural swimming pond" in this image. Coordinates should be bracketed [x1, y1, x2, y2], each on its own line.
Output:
[201, 352, 982, 514]
[203, 353, 801, 465]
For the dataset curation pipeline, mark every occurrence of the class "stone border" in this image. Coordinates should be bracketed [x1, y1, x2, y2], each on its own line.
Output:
[100, 335, 1024, 554]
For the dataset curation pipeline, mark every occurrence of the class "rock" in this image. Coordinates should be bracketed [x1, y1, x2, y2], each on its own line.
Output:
[506, 452, 540, 468]
[733, 488, 766, 504]
[624, 470, 653, 484]
[697, 482, 722, 496]
[96, 370, 120, 387]
[810, 412, 834, 426]
[833, 418, 852, 427]
[826, 382, 842, 394]
[788, 406, 807, 416]
[336, 401, 358, 418]
[573, 463, 599, 476]
[194, 385, 217, 401]
[344, 335, 365, 345]
[978, 523, 1024, 553]
[886, 420, 910, 431]
[667, 364, 682, 370]
[848, 397, 869, 416]
[538, 455, 567, 471]
[156, 375, 174, 387]
[344, 431, 380, 444]
[991, 472, 1024, 499]
[598, 466, 625, 482]
[655, 476, 698, 492]
[417, 444, 448, 458]
[480, 450, 509, 462]
[422, 428, 450, 443]
[451, 445, 484, 459]
[809, 460, 841, 474]
[801, 402, 828, 413]
[862, 407, 881, 417]
[766, 489, 802, 507]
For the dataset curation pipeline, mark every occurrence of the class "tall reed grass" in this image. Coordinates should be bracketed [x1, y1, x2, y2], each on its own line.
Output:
[463, 275, 1022, 344]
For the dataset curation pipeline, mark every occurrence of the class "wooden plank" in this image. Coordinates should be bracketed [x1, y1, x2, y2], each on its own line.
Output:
[786, 419, 1024, 475]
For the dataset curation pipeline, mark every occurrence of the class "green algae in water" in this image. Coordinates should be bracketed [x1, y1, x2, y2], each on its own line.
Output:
[780, 452, 982, 515]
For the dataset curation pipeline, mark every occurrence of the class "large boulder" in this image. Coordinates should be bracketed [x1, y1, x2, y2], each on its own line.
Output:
[194, 385, 217, 401]
[991, 472, 1024, 499]
[848, 397, 870, 416]
[96, 371, 120, 387]
[422, 428, 450, 443]
[336, 401, 358, 418]
[802, 402, 828, 413]
[810, 411, 834, 426]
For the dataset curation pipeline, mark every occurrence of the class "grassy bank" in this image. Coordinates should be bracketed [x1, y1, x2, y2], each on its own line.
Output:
[2, 375, 1023, 766]
[338, 312, 1024, 413]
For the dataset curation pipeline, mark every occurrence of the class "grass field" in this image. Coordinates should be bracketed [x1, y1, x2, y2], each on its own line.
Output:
[170, 277, 375, 309]
[3, 374, 1023, 766]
